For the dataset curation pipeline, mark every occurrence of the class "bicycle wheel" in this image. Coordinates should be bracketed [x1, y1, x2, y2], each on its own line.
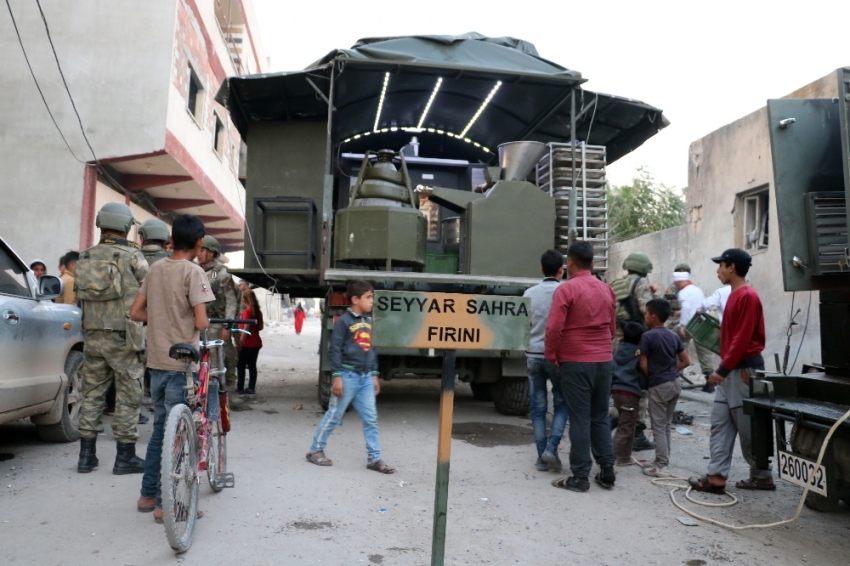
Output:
[206, 417, 227, 492]
[161, 404, 199, 553]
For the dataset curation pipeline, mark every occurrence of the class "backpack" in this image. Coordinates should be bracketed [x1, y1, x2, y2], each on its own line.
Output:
[74, 249, 123, 301]
[613, 275, 643, 323]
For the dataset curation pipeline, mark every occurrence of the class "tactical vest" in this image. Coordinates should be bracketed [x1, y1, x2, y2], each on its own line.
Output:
[204, 263, 231, 319]
[141, 245, 170, 265]
[75, 240, 143, 332]
[611, 273, 642, 322]
[663, 282, 681, 312]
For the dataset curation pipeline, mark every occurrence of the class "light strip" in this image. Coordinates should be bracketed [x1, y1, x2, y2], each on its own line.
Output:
[416, 77, 443, 129]
[373, 72, 390, 132]
[459, 81, 502, 138]
[342, 128, 492, 154]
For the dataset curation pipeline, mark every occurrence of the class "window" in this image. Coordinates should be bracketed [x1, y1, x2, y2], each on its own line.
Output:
[187, 65, 204, 124]
[418, 195, 440, 241]
[740, 188, 769, 252]
[0, 245, 31, 298]
[214, 114, 225, 156]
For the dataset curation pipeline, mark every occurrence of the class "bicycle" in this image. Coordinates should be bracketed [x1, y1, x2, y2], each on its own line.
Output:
[160, 317, 255, 553]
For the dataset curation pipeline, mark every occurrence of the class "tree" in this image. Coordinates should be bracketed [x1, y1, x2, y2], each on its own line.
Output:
[608, 167, 685, 242]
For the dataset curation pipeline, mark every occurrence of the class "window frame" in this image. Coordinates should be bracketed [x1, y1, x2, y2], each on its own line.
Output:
[186, 63, 205, 127]
[737, 186, 770, 254]
[213, 113, 226, 158]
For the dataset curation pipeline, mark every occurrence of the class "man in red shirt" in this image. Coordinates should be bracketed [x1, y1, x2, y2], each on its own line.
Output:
[545, 241, 617, 492]
[690, 248, 774, 494]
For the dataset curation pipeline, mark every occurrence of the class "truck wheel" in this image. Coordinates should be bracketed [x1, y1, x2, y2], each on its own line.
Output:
[37, 350, 84, 443]
[491, 377, 529, 416]
[804, 492, 842, 513]
[469, 383, 493, 402]
[318, 371, 332, 411]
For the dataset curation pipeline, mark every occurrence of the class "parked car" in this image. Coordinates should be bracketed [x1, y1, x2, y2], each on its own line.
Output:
[0, 236, 84, 441]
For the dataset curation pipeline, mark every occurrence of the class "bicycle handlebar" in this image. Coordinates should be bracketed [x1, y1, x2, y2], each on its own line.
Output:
[209, 318, 257, 326]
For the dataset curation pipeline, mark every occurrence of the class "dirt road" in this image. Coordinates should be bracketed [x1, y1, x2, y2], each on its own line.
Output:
[1, 318, 848, 565]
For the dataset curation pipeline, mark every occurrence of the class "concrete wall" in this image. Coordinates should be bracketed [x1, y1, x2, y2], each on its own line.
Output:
[0, 0, 175, 270]
[609, 70, 841, 373]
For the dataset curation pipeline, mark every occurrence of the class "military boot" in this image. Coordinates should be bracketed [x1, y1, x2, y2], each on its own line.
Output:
[77, 437, 99, 473]
[113, 442, 146, 475]
[632, 426, 655, 452]
[701, 372, 716, 394]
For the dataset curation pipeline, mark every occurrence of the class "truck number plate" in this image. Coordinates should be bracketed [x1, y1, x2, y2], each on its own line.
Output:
[777, 450, 827, 497]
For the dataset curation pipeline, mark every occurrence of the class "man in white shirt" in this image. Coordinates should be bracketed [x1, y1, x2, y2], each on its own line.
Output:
[671, 271, 716, 391]
[701, 285, 732, 322]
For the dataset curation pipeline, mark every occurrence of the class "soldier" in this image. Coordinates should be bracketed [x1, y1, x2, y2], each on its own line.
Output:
[75, 202, 149, 475]
[198, 236, 238, 390]
[139, 218, 171, 265]
[609, 252, 659, 452]
[665, 264, 716, 392]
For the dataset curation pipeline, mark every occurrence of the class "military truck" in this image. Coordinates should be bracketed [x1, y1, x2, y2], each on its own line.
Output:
[216, 33, 668, 414]
[745, 67, 850, 511]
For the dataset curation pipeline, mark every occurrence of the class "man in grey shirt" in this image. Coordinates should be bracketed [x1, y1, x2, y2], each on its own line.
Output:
[523, 249, 569, 472]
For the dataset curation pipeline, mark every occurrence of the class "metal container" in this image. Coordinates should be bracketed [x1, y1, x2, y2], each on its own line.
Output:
[441, 217, 461, 253]
[498, 141, 549, 181]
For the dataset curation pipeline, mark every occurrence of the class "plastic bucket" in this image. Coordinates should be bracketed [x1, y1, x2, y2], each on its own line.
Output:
[685, 313, 721, 355]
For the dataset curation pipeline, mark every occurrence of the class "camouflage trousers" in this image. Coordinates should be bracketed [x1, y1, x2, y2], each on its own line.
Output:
[78, 330, 144, 443]
[208, 326, 238, 390]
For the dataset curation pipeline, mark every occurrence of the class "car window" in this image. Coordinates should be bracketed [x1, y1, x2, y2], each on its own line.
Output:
[0, 245, 32, 298]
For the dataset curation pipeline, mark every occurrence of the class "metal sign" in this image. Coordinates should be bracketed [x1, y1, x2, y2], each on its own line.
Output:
[372, 291, 531, 351]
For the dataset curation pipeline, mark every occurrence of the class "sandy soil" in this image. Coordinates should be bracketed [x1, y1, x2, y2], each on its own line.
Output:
[1, 317, 848, 565]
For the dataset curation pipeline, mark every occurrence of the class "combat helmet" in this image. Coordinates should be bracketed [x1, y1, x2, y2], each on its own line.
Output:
[139, 218, 170, 243]
[623, 252, 653, 276]
[202, 235, 221, 256]
[96, 202, 134, 233]
[674, 262, 691, 272]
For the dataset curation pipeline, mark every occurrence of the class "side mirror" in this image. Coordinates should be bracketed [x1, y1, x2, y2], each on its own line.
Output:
[37, 275, 64, 301]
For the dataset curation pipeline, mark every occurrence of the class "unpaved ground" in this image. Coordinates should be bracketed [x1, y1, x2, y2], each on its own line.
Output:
[1, 317, 849, 565]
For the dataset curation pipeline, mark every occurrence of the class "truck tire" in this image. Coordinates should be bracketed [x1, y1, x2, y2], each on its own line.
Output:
[491, 377, 529, 416]
[36, 350, 84, 443]
[804, 492, 842, 513]
[318, 371, 332, 411]
[470, 383, 493, 402]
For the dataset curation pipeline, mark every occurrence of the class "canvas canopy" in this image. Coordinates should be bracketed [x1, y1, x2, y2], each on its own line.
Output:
[216, 33, 668, 163]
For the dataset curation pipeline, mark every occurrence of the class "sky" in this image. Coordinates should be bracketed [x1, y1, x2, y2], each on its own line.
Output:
[251, 0, 848, 191]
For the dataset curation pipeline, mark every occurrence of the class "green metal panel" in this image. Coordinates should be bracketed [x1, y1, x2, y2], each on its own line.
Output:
[839, 68, 850, 214]
[425, 253, 459, 274]
[333, 207, 426, 266]
[767, 98, 847, 291]
[244, 122, 327, 270]
[372, 291, 530, 351]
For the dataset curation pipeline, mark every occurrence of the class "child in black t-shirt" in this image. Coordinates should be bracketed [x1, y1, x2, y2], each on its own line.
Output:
[639, 299, 690, 477]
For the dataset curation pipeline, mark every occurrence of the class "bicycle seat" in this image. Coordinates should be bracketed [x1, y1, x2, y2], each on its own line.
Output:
[169, 343, 200, 363]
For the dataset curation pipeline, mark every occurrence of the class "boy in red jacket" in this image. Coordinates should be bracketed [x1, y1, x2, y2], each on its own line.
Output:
[689, 249, 774, 494]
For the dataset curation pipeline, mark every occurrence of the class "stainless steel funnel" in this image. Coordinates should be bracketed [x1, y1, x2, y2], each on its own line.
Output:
[498, 141, 549, 181]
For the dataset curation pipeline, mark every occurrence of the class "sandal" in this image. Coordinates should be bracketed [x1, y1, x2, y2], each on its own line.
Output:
[552, 476, 589, 492]
[735, 477, 776, 491]
[688, 475, 726, 494]
[367, 459, 395, 474]
[306, 451, 333, 466]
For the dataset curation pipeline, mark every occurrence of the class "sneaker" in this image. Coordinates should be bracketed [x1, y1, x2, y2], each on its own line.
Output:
[235, 389, 244, 394]
[535, 457, 549, 472]
[243, 388, 256, 395]
[701, 383, 715, 394]
[542, 451, 562, 473]
[633, 429, 655, 452]
[138, 414, 149, 425]
[642, 466, 670, 477]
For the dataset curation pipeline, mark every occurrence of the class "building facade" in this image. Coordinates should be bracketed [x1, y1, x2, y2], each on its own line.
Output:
[609, 70, 843, 373]
[0, 0, 265, 268]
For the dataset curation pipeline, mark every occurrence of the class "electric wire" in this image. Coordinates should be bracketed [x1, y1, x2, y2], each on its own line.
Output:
[789, 291, 812, 374]
[4, 0, 85, 164]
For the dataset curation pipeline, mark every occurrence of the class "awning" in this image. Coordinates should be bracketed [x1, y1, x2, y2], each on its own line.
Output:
[216, 33, 668, 164]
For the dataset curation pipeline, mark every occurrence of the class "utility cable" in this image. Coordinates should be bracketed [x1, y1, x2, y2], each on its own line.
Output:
[789, 291, 812, 374]
[4, 0, 85, 164]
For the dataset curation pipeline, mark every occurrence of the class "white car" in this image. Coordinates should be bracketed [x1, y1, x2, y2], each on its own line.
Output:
[0, 237, 85, 441]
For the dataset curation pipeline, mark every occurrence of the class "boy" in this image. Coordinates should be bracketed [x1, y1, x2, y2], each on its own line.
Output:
[524, 249, 568, 472]
[611, 322, 646, 467]
[690, 249, 773, 493]
[130, 215, 214, 521]
[306, 280, 395, 474]
[639, 299, 690, 477]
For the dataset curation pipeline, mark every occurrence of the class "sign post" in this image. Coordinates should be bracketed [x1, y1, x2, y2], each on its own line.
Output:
[372, 290, 530, 566]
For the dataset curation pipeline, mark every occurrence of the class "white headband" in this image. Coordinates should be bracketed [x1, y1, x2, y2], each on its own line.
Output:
[673, 272, 691, 282]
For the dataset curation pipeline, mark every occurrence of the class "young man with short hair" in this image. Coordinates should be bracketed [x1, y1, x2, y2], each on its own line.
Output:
[130, 214, 214, 521]
[545, 241, 617, 492]
[55, 251, 79, 305]
[689, 248, 774, 493]
[524, 249, 569, 472]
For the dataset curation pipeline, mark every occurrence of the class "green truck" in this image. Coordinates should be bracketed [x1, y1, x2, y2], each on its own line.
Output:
[216, 33, 667, 414]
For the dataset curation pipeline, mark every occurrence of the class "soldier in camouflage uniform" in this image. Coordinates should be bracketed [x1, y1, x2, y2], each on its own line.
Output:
[198, 236, 238, 390]
[139, 218, 171, 265]
[76, 203, 149, 475]
[609, 252, 659, 452]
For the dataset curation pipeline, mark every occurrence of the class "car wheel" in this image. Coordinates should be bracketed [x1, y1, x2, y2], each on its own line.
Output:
[491, 377, 529, 416]
[36, 350, 84, 442]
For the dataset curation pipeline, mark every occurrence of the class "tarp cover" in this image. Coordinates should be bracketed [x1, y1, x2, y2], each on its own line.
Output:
[216, 33, 667, 164]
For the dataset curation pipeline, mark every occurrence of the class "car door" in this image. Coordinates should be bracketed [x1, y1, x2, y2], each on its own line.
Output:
[0, 240, 63, 414]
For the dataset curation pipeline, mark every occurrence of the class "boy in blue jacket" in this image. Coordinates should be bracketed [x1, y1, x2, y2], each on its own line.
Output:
[306, 280, 395, 474]
[611, 322, 646, 466]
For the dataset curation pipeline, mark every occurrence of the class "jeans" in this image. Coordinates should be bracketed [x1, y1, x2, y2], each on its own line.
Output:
[310, 371, 381, 463]
[527, 357, 568, 457]
[237, 346, 261, 391]
[140, 369, 191, 507]
[560, 361, 615, 478]
[648, 378, 682, 468]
